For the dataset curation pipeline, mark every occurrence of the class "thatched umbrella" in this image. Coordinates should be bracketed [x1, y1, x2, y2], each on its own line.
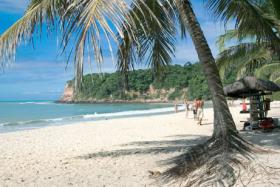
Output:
[224, 76, 280, 98]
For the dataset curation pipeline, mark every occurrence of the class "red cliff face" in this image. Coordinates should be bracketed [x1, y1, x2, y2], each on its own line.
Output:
[59, 83, 74, 103]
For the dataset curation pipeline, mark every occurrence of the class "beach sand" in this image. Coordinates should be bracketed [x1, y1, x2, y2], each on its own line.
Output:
[0, 104, 280, 186]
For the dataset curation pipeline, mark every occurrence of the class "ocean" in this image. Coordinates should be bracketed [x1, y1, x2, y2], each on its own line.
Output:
[0, 101, 181, 133]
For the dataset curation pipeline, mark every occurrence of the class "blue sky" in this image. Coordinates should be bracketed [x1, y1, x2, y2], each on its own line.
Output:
[0, 0, 232, 101]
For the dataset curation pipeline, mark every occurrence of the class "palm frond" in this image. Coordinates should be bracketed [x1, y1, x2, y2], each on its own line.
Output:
[117, 0, 176, 84]
[217, 42, 272, 78]
[255, 62, 280, 80]
[59, 0, 139, 91]
[206, 0, 280, 48]
[236, 58, 269, 79]
[0, 0, 153, 93]
[274, 77, 280, 84]
[0, 0, 68, 67]
[117, 31, 137, 90]
[270, 71, 280, 82]
[216, 29, 252, 52]
[271, 0, 280, 18]
[216, 30, 238, 52]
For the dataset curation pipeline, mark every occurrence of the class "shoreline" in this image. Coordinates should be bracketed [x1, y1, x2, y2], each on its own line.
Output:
[56, 100, 178, 104]
[0, 103, 183, 134]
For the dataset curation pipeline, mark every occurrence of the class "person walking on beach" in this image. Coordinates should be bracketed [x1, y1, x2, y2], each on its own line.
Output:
[193, 99, 198, 120]
[196, 97, 204, 125]
[185, 99, 190, 118]
[174, 100, 179, 113]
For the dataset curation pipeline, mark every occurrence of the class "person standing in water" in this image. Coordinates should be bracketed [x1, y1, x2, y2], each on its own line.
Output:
[196, 97, 204, 125]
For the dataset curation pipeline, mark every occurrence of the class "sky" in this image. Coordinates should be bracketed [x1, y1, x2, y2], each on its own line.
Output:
[0, 0, 232, 101]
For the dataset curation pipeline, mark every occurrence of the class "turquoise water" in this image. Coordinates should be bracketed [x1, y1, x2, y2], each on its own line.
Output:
[0, 101, 176, 133]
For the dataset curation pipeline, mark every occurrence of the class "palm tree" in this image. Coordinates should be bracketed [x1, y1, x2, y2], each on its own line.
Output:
[117, 0, 280, 186]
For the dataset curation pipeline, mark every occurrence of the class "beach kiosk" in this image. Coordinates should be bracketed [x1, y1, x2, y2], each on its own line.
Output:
[224, 76, 280, 130]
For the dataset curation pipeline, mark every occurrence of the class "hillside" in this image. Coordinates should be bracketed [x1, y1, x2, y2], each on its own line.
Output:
[59, 63, 224, 103]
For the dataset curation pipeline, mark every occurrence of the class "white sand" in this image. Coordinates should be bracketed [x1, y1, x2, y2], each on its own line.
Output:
[0, 104, 280, 187]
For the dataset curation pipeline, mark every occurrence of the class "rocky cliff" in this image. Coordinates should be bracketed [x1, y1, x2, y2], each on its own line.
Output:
[59, 83, 74, 103]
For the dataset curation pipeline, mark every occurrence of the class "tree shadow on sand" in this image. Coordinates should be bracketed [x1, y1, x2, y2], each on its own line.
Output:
[241, 129, 280, 149]
[75, 130, 280, 185]
[76, 135, 209, 159]
[76, 130, 280, 160]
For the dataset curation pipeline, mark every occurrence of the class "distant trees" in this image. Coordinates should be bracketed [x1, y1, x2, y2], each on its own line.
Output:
[73, 63, 213, 101]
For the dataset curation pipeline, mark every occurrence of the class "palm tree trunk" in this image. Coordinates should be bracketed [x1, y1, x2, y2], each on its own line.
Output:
[182, 1, 237, 137]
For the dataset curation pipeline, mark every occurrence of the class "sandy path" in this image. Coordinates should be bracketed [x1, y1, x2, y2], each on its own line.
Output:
[0, 105, 279, 187]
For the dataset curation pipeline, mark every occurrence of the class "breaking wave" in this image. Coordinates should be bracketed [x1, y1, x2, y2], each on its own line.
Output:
[0, 105, 185, 131]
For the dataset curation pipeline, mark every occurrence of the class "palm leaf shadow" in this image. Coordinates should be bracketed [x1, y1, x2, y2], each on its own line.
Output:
[76, 135, 209, 159]
[241, 129, 280, 148]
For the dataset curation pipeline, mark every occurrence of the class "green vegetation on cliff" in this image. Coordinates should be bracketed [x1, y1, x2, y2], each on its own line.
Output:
[69, 63, 234, 101]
